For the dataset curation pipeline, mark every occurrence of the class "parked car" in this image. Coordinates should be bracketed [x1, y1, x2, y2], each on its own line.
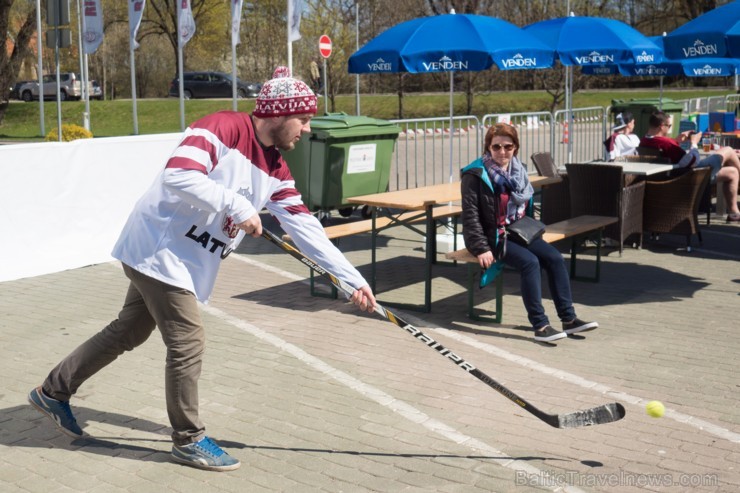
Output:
[19, 73, 87, 102]
[168, 71, 261, 99]
[9, 81, 32, 100]
[91, 80, 103, 100]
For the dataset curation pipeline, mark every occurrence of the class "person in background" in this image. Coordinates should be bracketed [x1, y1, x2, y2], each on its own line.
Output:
[460, 123, 599, 343]
[640, 111, 740, 223]
[604, 112, 640, 160]
[309, 58, 322, 94]
[28, 67, 376, 472]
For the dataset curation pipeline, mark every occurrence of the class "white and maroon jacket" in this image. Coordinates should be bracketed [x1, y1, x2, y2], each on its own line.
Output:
[112, 111, 367, 302]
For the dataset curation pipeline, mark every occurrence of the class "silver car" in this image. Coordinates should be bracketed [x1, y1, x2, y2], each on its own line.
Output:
[19, 73, 83, 102]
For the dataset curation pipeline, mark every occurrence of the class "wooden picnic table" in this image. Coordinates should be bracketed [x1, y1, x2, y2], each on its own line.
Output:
[346, 174, 562, 312]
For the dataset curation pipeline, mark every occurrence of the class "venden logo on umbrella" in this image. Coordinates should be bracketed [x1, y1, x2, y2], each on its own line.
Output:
[635, 51, 656, 63]
[683, 39, 719, 58]
[421, 56, 469, 72]
[692, 64, 723, 76]
[366, 58, 392, 72]
[574, 51, 615, 65]
[501, 54, 539, 69]
[632, 65, 669, 76]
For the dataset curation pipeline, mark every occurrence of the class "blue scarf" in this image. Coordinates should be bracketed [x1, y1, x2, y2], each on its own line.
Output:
[481, 152, 534, 223]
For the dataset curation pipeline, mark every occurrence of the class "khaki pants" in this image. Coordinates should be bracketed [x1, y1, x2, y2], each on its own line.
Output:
[43, 264, 206, 445]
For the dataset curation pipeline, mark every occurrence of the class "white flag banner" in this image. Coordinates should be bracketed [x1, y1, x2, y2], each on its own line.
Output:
[231, 0, 244, 47]
[177, 0, 196, 47]
[288, 0, 303, 42]
[82, 0, 104, 54]
[128, 0, 146, 50]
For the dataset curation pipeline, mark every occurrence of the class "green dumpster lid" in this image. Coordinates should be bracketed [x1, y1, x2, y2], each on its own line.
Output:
[309, 112, 401, 138]
[611, 97, 680, 106]
[311, 113, 393, 130]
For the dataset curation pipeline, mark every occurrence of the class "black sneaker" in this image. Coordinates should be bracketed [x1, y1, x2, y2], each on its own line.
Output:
[534, 325, 567, 342]
[563, 318, 599, 335]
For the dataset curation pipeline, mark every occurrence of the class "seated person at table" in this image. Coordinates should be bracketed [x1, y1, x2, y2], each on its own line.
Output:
[604, 112, 640, 160]
[460, 123, 598, 343]
[640, 111, 740, 223]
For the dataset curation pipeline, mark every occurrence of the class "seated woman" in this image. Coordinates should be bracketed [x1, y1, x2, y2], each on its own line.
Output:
[604, 112, 640, 160]
[460, 123, 598, 343]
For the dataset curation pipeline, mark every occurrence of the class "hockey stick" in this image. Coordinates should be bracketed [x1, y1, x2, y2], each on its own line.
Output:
[262, 229, 625, 428]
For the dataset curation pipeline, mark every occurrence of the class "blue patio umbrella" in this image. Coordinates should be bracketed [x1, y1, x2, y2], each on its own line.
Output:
[348, 12, 555, 182]
[582, 34, 740, 76]
[524, 15, 663, 160]
[582, 35, 740, 105]
[663, 1, 740, 59]
[348, 13, 555, 74]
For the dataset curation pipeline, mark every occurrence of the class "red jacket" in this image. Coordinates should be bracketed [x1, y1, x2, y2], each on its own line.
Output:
[639, 134, 698, 167]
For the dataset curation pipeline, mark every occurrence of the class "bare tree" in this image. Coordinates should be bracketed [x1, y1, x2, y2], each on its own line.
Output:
[0, 0, 37, 124]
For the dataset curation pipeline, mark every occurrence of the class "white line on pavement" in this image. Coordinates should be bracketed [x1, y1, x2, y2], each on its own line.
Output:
[431, 327, 740, 445]
[230, 253, 740, 445]
[201, 302, 582, 493]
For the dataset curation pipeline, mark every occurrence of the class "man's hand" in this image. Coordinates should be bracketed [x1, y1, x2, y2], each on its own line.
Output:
[350, 285, 376, 313]
[236, 213, 263, 237]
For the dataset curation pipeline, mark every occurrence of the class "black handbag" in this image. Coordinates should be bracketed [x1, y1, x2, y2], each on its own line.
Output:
[506, 216, 546, 246]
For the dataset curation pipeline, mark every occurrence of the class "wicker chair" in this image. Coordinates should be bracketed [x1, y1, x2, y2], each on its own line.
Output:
[635, 145, 671, 163]
[531, 152, 560, 178]
[643, 167, 711, 251]
[565, 163, 645, 255]
[540, 175, 572, 225]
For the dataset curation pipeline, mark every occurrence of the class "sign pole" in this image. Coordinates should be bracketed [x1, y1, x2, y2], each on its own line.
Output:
[322, 58, 328, 115]
[318, 34, 332, 116]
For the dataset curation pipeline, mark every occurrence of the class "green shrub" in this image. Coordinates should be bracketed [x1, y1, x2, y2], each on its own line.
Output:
[45, 124, 94, 142]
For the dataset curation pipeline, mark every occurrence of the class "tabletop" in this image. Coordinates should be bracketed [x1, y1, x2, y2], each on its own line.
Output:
[589, 161, 678, 176]
[347, 175, 562, 210]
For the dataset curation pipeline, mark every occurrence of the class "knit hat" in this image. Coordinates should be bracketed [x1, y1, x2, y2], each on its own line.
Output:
[253, 66, 317, 118]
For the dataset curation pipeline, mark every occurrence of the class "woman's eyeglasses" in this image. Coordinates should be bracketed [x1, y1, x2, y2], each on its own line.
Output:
[491, 143, 516, 152]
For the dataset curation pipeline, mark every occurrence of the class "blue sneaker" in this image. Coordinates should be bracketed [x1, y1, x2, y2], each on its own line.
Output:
[28, 386, 84, 438]
[171, 436, 240, 471]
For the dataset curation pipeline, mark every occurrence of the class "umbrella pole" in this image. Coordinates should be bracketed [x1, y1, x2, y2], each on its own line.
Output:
[449, 71, 454, 183]
[659, 76, 664, 110]
[567, 65, 573, 163]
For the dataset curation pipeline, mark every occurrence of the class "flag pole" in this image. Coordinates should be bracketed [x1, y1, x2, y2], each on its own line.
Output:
[287, 0, 293, 73]
[177, 37, 185, 131]
[35, 0, 45, 137]
[231, 0, 243, 112]
[130, 45, 139, 134]
[355, 1, 360, 115]
[232, 42, 238, 111]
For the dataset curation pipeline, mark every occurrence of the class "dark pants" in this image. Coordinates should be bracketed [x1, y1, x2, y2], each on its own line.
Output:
[503, 238, 576, 329]
[42, 264, 206, 446]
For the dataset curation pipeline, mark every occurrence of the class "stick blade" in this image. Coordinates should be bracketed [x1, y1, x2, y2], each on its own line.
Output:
[557, 402, 626, 428]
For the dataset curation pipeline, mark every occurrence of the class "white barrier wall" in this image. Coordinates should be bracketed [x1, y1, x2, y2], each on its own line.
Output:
[0, 133, 184, 282]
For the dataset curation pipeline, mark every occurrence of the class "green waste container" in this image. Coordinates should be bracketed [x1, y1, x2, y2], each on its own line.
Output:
[281, 113, 401, 213]
[610, 98, 683, 139]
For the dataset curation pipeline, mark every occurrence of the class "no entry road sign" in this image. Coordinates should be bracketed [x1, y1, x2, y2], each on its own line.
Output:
[319, 35, 332, 58]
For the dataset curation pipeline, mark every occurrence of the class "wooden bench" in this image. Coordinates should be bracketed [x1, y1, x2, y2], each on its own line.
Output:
[445, 215, 618, 323]
[284, 204, 463, 298]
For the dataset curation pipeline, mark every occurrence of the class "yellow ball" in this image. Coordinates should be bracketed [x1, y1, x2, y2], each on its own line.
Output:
[646, 400, 665, 418]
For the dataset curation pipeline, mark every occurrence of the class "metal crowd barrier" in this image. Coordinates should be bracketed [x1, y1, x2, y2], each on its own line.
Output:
[389, 115, 480, 191]
[386, 93, 736, 191]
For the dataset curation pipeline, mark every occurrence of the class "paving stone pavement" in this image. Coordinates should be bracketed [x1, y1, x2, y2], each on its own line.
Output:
[1, 211, 739, 493]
